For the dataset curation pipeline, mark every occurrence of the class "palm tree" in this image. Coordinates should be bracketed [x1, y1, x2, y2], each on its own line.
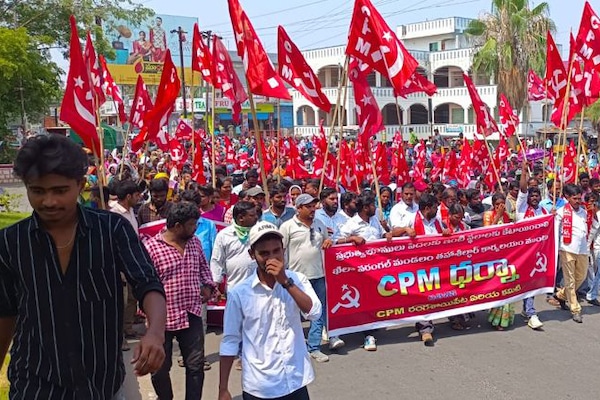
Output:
[466, 0, 555, 115]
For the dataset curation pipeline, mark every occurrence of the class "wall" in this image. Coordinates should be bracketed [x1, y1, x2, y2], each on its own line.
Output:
[0, 165, 18, 185]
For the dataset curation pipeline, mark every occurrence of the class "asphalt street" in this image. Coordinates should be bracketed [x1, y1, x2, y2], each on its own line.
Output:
[122, 296, 600, 400]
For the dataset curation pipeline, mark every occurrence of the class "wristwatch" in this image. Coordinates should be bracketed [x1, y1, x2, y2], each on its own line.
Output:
[281, 277, 295, 290]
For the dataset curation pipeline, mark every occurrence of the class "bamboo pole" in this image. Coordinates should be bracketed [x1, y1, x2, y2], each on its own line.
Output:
[541, 82, 549, 198]
[481, 129, 503, 194]
[319, 56, 349, 193]
[211, 85, 217, 188]
[555, 57, 577, 207]
[245, 79, 270, 205]
[335, 74, 349, 186]
[276, 99, 281, 183]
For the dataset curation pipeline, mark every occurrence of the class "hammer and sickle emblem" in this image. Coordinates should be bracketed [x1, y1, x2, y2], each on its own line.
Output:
[331, 284, 361, 314]
[530, 251, 548, 277]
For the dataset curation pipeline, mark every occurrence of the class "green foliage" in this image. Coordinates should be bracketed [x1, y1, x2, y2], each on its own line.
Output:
[466, 0, 555, 113]
[0, 193, 23, 214]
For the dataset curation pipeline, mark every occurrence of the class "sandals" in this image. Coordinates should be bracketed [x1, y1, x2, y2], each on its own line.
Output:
[451, 321, 471, 331]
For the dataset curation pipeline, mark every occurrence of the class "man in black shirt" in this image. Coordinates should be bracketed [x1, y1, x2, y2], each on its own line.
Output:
[0, 134, 167, 399]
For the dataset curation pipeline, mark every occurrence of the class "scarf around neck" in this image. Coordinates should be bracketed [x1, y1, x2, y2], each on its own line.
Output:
[233, 222, 251, 243]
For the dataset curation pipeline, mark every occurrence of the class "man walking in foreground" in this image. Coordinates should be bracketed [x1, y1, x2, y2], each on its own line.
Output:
[219, 221, 321, 400]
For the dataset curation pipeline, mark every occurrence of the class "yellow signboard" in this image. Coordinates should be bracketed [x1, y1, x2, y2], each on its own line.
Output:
[107, 61, 197, 86]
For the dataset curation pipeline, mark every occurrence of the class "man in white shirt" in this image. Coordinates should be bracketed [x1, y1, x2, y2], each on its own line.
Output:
[280, 194, 342, 362]
[232, 169, 260, 195]
[210, 201, 259, 292]
[219, 222, 321, 400]
[337, 191, 392, 351]
[515, 162, 546, 329]
[315, 187, 347, 241]
[390, 182, 419, 237]
[555, 184, 588, 323]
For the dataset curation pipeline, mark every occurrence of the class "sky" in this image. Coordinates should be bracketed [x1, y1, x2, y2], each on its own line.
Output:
[141, 0, 582, 55]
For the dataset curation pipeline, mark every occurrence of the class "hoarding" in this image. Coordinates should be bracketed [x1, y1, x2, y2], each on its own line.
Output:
[103, 14, 198, 85]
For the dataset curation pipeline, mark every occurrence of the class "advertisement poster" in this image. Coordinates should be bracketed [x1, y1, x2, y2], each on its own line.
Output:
[324, 215, 558, 337]
[103, 14, 197, 85]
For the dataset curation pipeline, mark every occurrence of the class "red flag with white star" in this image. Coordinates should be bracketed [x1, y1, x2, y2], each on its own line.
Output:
[60, 16, 100, 154]
[349, 58, 384, 149]
[346, 0, 418, 94]
[84, 32, 106, 106]
[98, 55, 126, 123]
[192, 23, 213, 85]
[498, 94, 519, 138]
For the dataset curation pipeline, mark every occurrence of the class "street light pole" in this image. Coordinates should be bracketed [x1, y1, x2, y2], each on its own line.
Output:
[171, 26, 188, 118]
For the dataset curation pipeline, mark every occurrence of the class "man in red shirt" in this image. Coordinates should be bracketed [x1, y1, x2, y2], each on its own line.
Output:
[145, 202, 218, 399]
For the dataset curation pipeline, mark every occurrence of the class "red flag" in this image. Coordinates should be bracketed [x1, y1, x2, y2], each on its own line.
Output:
[457, 139, 472, 187]
[175, 120, 193, 140]
[339, 140, 358, 190]
[527, 69, 548, 101]
[412, 139, 427, 182]
[133, 50, 180, 152]
[60, 16, 100, 154]
[464, 73, 498, 136]
[545, 31, 568, 103]
[168, 137, 188, 167]
[498, 94, 519, 138]
[84, 32, 106, 106]
[346, 0, 418, 94]
[442, 149, 458, 182]
[212, 36, 248, 124]
[191, 141, 206, 184]
[98, 55, 126, 123]
[562, 140, 577, 184]
[430, 153, 444, 182]
[349, 58, 384, 149]
[575, 2, 600, 72]
[496, 136, 509, 165]
[395, 71, 437, 98]
[471, 136, 489, 176]
[374, 142, 390, 185]
[129, 75, 153, 130]
[192, 23, 213, 85]
[391, 132, 410, 186]
[228, 0, 291, 100]
[287, 139, 310, 180]
[570, 33, 600, 109]
[223, 135, 236, 164]
[277, 26, 331, 112]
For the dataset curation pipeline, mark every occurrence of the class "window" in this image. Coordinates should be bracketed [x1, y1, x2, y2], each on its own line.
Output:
[429, 42, 439, 52]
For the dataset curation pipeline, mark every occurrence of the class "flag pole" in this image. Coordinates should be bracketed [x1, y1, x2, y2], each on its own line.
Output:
[481, 129, 503, 195]
[540, 81, 549, 198]
[369, 142, 384, 220]
[319, 55, 349, 193]
[211, 84, 217, 188]
[276, 99, 281, 183]
[245, 79, 270, 204]
[555, 57, 576, 207]
[335, 73, 349, 186]
[190, 71, 196, 182]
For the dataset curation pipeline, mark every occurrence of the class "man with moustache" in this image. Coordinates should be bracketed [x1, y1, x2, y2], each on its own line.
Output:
[465, 188, 490, 229]
[315, 187, 347, 240]
[138, 178, 173, 226]
[218, 222, 321, 400]
[261, 183, 295, 228]
[389, 182, 419, 237]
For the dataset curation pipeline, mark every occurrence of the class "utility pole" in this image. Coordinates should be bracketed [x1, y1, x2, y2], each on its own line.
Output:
[171, 26, 188, 118]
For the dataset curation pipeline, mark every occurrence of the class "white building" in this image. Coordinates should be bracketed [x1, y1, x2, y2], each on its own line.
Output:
[292, 17, 546, 140]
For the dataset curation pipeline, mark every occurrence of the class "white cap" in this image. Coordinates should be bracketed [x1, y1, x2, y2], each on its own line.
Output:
[248, 221, 284, 247]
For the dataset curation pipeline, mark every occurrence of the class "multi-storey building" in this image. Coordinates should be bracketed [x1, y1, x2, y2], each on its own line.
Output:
[292, 17, 546, 140]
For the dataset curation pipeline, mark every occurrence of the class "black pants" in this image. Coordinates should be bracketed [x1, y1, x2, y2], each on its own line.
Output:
[151, 313, 205, 400]
[243, 386, 310, 400]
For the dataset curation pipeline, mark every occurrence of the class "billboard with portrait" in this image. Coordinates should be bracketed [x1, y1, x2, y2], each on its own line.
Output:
[103, 14, 198, 85]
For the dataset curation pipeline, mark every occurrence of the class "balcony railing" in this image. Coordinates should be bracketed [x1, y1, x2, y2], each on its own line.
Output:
[292, 124, 479, 138]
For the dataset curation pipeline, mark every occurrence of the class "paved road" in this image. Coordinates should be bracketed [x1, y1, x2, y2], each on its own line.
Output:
[122, 296, 600, 399]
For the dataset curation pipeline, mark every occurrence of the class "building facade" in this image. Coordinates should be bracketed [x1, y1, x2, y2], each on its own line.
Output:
[292, 17, 546, 140]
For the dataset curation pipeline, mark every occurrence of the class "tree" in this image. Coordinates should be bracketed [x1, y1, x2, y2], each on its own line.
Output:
[0, 0, 153, 162]
[466, 0, 555, 114]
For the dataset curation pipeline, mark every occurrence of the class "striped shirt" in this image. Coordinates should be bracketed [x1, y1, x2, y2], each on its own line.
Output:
[0, 206, 165, 399]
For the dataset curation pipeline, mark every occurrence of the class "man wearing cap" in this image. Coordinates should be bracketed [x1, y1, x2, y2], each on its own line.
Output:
[280, 194, 340, 362]
[246, 186, 267, 212]
[219, 222, 321, 400]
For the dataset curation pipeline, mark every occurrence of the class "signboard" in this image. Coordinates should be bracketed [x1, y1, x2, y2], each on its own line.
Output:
[324, 215, 557, 337]
[103, 13, 198, 84]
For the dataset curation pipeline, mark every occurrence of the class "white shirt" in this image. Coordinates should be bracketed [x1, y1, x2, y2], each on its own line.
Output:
[279, 217, 328, 280]
[110, 202, 138, 234]
[389, 201, 419, 228]
[409, 212, 445, 235]
[220, 270, 321, 398]
[588, 211, 600, 251]
[210, 225, 257, 291]
[515, 191, 546, 221]
[315, 208, 348, 240]
[232, 183, 260, 195]
[556, 205, 588, 255]
[339, 214, 385, 242]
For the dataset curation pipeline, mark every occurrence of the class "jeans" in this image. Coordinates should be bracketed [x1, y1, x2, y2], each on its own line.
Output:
[307, 277, 326, 352]
[243, 386, 310, 400]
[587, 251, 600, 300]
[151, 313, 205, 400]
[522, 297, 536, 317]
